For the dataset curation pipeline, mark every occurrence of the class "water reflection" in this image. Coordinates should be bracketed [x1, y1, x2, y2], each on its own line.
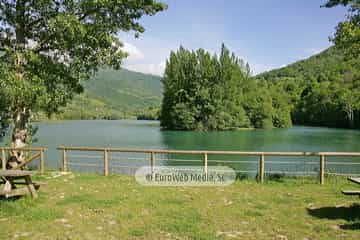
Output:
[0, 120, 359, 175]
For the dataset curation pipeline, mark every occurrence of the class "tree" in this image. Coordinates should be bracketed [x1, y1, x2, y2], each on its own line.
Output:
[0, 0, 166, 148]
[160, 44, 287, 131]
[324, 0, 360, 58]
[334, 82, 360, 127]
[257, 46, 360, 129]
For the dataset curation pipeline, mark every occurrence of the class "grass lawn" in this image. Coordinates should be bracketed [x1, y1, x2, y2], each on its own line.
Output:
[0, 173, 359, 240]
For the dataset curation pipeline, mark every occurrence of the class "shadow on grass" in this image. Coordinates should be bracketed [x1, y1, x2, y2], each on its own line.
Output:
[235, 172, 251, 181]
[235, 173, 288, 181]
[266, 173, 286, 182]
[0, 196, 21, 201]
[307, 203, 360, 230]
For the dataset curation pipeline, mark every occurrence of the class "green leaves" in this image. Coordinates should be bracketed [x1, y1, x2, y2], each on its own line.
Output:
[0, 0, 166, 133]
[258, 45, 360, 129]
[325, 0, 360, 59]
[160, 45, 286, 131]
[332, 15, 360, 59]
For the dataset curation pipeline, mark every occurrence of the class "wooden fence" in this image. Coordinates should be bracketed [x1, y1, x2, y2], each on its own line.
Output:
[57, 146, 360, 184]
[0, 147, 45, 173]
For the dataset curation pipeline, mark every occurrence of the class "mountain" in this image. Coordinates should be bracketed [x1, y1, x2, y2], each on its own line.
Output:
[256, 47, 360, 128]
[85, 68, 162, 109]
[256, 47, 358, 83]
[41, 68, 163, 120]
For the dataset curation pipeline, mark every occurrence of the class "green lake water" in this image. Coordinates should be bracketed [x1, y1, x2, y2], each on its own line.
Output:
[1, 120, 360, 175]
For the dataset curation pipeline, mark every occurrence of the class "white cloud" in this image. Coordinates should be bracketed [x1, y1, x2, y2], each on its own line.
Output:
[288, 45, 330, 63]
[122, 41, 144, 61]
[250, 63, 274, 75]
[125, 61, 166, 76]
[120, 41, 166, 76]
[304, 47, 326, 56]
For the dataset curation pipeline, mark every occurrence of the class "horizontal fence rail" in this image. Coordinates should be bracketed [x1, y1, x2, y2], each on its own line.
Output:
[57, 146, 360, 184]
[0, 147, 46, 173]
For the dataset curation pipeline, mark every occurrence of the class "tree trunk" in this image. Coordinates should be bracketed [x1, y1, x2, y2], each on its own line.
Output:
[14, 108, 27, 132]
[345, 103, 354, 128]
[8, 0, 28, 168]
[8, 107, 29, 168]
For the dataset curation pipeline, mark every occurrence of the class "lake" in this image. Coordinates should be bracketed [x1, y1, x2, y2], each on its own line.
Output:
[1, 120, 360, 175]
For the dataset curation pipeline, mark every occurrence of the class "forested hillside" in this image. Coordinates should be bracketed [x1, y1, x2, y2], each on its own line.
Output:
[257, 47, 360, 128]
[37, 69, 162, 120]
[86, 68, 162, 108]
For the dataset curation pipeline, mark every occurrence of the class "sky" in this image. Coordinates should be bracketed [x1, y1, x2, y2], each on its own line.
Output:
[119, 0, 348, 76]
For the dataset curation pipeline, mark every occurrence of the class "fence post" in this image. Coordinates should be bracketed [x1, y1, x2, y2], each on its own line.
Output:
[203, 152, 208, 174]
[150, 152, 156, 180]
[62, 148, 68, 172]
[104, 149, 109, 176]
[1, 149, 6, 170]
[320, 154, 325, 185]
[39, 148, 45, 174]
[150, 152, 156, 171]
[259, 154, 265, 183]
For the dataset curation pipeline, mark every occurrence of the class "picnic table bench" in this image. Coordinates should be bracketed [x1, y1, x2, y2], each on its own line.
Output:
[341, 177, 360, 197]
[0, 170, 46, 199]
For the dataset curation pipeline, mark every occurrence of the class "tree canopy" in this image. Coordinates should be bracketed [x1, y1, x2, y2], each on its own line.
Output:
[324, 0, 360, 59]
[0, 0, 166, 142]
[257, 47, 360, 128]
[160, 45, 292, 131]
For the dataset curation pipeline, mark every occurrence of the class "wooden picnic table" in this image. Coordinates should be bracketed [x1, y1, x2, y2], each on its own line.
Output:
[341, 177, 360, 197]
[348, 177, 360, 185]
[0, 170, 40, 199]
